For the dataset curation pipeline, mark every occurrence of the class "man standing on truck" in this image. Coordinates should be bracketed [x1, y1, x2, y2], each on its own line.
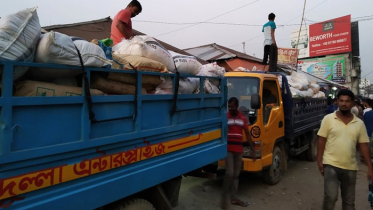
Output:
[317, 89, 373, 210]
[262, 13, 277, 72]
[111, 0, 142, 45]
[221, 97, 256, 209]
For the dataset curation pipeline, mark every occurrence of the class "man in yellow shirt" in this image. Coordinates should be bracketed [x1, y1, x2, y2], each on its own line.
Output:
[317, 89, 373, 210]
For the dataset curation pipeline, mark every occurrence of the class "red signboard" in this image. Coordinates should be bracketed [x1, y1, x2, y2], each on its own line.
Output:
[309, 15, 351, 57]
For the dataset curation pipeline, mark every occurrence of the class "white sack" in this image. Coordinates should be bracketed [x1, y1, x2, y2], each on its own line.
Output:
[169, 51, 201, 75]
[310, 83, 320, 94]
[155, 76, 199, 94]
[195, 80, 220, 94]
[288, 80, 308, 90]
[35, 31, 109, 66]
[197, 62, 225, 87]
[312, 91, 326, 98]
[179, 77, 199, 94]
[292, 88, 314, 98]
[32, 31, 110, 79]
[234, 67, 250, 72]
[291, 72, 310, 87]
[0, 7, 41, 80]
[113, 35, 175, 72]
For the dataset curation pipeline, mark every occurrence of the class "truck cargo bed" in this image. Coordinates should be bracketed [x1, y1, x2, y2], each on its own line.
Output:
[0, 60, 227, 209]
[291, 97, 327, 137]
[273, 73, 327, 140]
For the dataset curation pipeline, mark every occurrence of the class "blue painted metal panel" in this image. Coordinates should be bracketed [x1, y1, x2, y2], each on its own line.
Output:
[0, 60, 227, 210]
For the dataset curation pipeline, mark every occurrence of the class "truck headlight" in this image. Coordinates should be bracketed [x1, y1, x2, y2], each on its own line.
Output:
[243, 141, 261, 158]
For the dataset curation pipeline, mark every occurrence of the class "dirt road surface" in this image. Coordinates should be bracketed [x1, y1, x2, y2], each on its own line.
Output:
[174, 159, 371, 210]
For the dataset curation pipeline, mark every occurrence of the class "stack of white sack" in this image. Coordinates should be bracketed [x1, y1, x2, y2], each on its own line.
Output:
[155, 76, 200, 95]
[169, 51, 202, 75]
[0, 7, 41, 80]
[155, 62, 225, 95]
[29, 31, 111, 80]
[276, 73, 326, 98]
[112, 35, 175, 72]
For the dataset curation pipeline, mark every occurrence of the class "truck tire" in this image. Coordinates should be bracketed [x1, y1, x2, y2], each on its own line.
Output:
[112, 199, 155, 210]
[306, 131, 317, 162]
[263, 146, 283, 185]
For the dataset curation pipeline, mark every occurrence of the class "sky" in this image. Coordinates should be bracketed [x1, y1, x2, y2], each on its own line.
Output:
[2, 0, 373, 81]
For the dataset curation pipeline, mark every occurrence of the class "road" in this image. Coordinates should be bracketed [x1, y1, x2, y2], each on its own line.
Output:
[174, 158, 371, 210]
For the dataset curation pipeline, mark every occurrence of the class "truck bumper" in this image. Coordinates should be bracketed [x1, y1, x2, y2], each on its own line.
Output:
[242, 158, 263, 172]
[218, 154, 273, 172]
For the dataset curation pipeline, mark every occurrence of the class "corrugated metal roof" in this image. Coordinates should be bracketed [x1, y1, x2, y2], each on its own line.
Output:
[43, 17, 112, 30]
[184, 43, 263, 63]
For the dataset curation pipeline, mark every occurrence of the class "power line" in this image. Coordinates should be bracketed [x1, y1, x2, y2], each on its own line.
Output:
[228, 0, 329, 48]
[134, 20, 301, 26]
[134, 16, 373, 27]
[282, 0, 328, 25]
[153, 0, 260, 37]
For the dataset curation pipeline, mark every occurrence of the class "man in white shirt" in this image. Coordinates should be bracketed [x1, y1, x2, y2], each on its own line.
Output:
[363, 99, 372, 116]
[262, 13, 277, 72]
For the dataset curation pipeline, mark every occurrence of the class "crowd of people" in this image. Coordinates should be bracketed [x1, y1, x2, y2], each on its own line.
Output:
[223, 90, 373, 210]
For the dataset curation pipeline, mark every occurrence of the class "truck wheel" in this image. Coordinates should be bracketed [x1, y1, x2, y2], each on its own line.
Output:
[263, 146, 283, 185]
[306, 131, 317, 162]
[112, 199, 155, 210]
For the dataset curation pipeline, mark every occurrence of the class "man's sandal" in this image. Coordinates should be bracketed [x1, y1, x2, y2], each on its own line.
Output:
[231, 199, 249, 207]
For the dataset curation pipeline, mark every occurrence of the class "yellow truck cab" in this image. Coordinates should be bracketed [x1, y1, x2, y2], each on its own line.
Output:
[220, 71, 327, 185]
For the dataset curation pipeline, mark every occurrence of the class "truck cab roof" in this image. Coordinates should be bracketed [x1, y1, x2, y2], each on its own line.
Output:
[225, 71, 279, 79]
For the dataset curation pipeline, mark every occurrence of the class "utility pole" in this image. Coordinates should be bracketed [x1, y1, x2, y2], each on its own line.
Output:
[242, 42, 246, 54]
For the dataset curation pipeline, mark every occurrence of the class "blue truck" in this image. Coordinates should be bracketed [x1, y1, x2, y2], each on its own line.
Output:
[0, 60, 227, 209]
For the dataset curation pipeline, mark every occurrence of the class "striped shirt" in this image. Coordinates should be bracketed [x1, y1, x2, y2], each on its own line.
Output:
[227, 111, 249, 153]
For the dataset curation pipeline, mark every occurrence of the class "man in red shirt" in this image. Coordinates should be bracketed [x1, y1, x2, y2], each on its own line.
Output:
[111, 0, 142, 45]
[221, 97, 256, 209]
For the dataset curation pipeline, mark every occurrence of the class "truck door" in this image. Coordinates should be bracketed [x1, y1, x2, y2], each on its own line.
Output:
[261, 79, 285, 166]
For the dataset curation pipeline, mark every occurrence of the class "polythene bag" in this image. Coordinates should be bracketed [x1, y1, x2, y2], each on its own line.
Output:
[0, 7, 41, 80]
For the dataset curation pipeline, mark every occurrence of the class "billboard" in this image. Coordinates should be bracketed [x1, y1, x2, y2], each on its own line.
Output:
[291, 15, 351, 59]
[291, 25, 310, 58]
[297, 55, 346, 83]
[278, 48, 298, 65]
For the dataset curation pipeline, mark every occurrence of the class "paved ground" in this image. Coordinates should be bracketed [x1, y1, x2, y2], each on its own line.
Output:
[174, 158, 371, 210]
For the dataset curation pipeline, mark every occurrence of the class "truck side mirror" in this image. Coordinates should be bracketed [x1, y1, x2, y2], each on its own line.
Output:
[251, 94, 261, 109]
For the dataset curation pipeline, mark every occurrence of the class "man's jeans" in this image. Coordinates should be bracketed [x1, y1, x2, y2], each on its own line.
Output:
[323, 164, 357, 210]
[222, 152, 243, 200]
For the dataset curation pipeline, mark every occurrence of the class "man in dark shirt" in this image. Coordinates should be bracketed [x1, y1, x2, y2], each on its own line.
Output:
[364, 99, 373, 159]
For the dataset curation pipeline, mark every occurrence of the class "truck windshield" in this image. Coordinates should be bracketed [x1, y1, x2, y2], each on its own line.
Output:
[227, 77, 260, 124]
